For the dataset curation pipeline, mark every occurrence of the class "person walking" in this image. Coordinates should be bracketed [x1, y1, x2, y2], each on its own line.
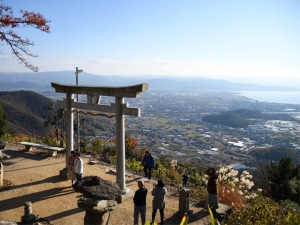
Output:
[206, 167, 219, 210]
[133, 180, 148, 225]
[142, 151, 155, 180]
[151, 180, 167, 225]
[182, 172, 188, 188]
[73, 152, 83, 183]
[68, 151, 76, 187]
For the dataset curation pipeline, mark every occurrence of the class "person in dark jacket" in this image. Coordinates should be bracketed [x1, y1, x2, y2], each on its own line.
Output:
[142, 151, 155, 180]
[151, 180, 167, 225]
[133, 180, 148, 225]
[182, 172, 188, 188]
[206, 167, 219, 210]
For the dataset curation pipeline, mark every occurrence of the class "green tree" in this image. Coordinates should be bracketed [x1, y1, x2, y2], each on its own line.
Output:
[43, 103, 66, 146]
[43, 103, 85, 147]
[0, 102, 8, 135]
[0, 102, 15, 137]
[267, 157, 300, 203]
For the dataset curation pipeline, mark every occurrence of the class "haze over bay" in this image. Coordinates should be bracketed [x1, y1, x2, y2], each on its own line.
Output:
[236, 91, 300, 105]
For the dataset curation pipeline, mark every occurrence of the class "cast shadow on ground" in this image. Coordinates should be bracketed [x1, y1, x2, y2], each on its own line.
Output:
[3, 161, 63, 173]
[0, 175, 66, 193]
[46, 207, 84, 222]
[0, 186, 74, 212]
[162, 210, 209, 225]
[126, 176, 144, 185]
[2, 149, 52, 161]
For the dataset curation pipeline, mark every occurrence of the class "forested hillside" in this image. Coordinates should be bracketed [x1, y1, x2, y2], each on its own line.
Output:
[0, 91, 53, 136]
[250, 147, 300, 164]
[0, 90, 114, 138]
[224, 109, 299, 121]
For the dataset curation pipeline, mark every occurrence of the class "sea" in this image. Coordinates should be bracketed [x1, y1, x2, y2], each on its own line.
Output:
[235, 91, 300, 105]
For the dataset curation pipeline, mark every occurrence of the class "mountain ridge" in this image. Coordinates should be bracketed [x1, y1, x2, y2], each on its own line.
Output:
[0, 71, 298, 92]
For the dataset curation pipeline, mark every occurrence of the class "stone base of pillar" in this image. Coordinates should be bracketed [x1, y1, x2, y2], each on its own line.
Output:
[59, 168, 68, 179]
[84, 210, 110, 225]
[21, 214, 36, 223]
[116, 188, 133, 203]
[77, 198, 118, 225]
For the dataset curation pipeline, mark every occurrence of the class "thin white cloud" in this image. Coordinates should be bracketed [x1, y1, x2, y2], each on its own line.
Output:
[87, 58, 234, 69]
[86, 58, 248, 76]
[54, 60, 83, 65]
[0, 55, 13, 60]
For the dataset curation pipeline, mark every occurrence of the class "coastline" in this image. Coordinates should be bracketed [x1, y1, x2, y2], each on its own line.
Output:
[234, 91, 300, 105]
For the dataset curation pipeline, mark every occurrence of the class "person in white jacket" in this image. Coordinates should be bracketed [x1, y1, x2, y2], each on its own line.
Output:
[151, 180, 167, 225]
[73, 152, 83, 182]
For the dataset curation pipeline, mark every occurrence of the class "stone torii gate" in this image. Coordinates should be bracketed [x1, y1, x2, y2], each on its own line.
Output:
[51, 82, 148, 194]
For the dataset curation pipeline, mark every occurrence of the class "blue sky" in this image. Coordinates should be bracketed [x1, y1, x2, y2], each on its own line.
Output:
[1, 0, 299, 88]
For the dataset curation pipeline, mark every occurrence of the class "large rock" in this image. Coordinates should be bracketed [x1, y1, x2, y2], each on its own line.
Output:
[73, 176, 123, 201]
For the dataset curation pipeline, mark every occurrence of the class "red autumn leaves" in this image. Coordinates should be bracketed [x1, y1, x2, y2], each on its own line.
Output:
[0, 4, 50, 72]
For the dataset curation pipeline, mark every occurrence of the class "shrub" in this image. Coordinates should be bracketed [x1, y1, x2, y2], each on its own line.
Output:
[218, 183, 245, 209]
[285, 211, 300, 225]
[42, 135, 52, 145]
[0, 133, 13, 142]
[227, 195, 285, 225]
[125, 158, 143, 174]
[167, 167, 182, 184]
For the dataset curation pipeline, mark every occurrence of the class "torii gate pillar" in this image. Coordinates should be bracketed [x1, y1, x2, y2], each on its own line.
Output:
[115, 97, 127, 191]
[66, 93, 74, 169]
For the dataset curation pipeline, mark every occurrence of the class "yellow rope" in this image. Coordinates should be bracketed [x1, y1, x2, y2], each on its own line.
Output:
[73, 109, 115, 118]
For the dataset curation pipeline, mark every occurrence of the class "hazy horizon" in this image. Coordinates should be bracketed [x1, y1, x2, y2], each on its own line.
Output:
[1, 1, 299, 88]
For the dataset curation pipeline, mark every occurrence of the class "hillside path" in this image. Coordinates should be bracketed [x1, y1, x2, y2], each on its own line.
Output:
[0, 143, 210, 225]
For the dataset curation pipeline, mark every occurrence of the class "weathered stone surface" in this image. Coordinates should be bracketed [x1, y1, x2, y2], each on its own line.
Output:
[179, 189, 190, 214]
[78, 198, 118, 212]
[21, 201, 36, 223]
[84, 210, 110, 225]
[73, 176, 122, 201]
[115, 188, 133, 204]
[24, 202, 33, 216]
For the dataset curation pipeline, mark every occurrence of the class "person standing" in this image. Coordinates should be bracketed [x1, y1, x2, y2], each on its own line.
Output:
[151, 180, 167, 225]
[182, 172, 188, 188]
[142, 151, 155, 180]
[74, 152, 83, 183]
[133, 180, 148, 225]
[206, 167, 219, 210]
[68, 151, 76, 187]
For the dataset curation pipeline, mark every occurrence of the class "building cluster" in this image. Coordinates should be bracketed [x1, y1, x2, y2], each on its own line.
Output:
[124, 91, 300, 167]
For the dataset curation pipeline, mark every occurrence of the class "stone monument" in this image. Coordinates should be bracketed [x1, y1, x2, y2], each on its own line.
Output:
[21, 201, 36, 223]
[73, 176, 123, 225]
